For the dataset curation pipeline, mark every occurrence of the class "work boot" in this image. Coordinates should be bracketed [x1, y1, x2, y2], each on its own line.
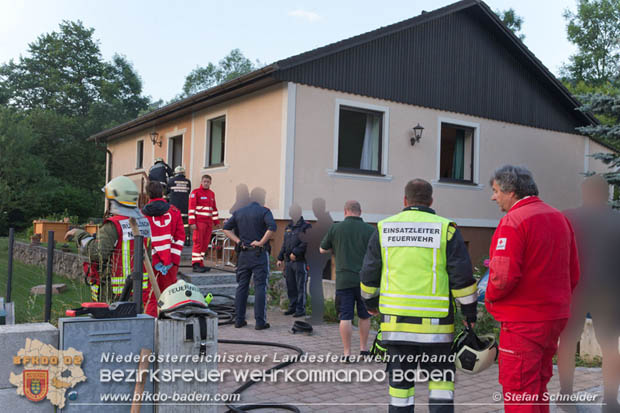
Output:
[235, 320, 247, 328]
[255, 323, 270, 330]
[293, 312, 306, 318]
[284, 309, 295, 316]
[193, 263, 208, 273]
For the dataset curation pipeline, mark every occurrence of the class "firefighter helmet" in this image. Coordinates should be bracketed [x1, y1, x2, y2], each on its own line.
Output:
[103, 176, 139, 207]
[158, 280, 208, 312]
[174, 165, 185, 174]
[155, 157, 164, 163]
[452, 327, 498, 374]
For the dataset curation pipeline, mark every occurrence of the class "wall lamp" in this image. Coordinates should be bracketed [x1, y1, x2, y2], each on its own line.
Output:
[411, 123, 424, 146]
[150, 131, 162, 147]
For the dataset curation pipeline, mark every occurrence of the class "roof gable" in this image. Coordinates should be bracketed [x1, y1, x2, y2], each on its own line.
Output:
[274, 0, 595, 133]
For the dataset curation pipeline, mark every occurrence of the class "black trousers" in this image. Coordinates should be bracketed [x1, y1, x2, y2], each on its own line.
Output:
[387, 343, 455, 413]
[285, 261, 308, 314]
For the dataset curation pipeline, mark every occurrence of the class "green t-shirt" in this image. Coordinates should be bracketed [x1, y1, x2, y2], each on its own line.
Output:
[320, 216, 375, 290]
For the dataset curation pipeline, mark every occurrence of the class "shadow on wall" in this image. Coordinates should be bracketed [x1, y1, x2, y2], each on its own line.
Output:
[302, 198, 333, 323]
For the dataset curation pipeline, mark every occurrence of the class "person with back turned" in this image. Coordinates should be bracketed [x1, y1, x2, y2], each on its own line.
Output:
[360, 179, 478, 412]
[223, 188, 276, 330]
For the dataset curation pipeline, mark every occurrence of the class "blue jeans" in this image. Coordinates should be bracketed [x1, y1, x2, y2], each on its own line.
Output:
[235, 250, 270, 326]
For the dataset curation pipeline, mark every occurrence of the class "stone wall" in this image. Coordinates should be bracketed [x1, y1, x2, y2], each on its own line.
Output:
[12, 241, 83, 280]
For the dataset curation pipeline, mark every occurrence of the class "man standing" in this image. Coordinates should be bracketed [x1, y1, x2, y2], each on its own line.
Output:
[142, 181, 185, 317]
[167, 166, 192, 244]
[320, 200, 375, 360]
[277, 203, 311, 317]
[167, 166, 191, 215]
[558, 175, 620, 413]
[223, 188, 276, 330]
[189, 174, 219, 273]
[65, 176, 151, 303]
[148, 157, 173, 188]
[486, 165, 579, 412]
[360, 180, 478, 412]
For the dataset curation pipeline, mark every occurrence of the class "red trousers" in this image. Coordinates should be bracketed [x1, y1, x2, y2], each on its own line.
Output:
[143, 264, 178, 317]
[499, 319, 568, 413]
[192, 222, 213, 265]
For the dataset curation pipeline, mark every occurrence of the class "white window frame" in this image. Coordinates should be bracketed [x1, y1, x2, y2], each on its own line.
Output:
[203, 112, 228, 170]
[327, 98, 392, 181]
[434, 117, 482, 189]
[135, 139, 144, 170]
[167, 131, 185, 168]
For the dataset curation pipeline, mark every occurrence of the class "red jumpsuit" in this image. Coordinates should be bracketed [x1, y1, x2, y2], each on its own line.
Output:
[486, 196, 579, 413]
[142, 198, 185, 316]
[188, 187, 219, 266]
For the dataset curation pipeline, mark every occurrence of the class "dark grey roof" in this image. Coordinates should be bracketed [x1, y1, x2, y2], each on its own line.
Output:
[91, 0, 598, 143]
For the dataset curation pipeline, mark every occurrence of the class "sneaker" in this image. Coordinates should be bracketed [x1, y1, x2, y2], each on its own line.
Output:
[284, 309, 296, 316]
[293, 312, 306, 318]
[255, 323, 270, 330]
[192, 264, 208, 273]
[341, 355, 354, 364]
[234, 320, 247, 328]
[203, 266, 211, 272]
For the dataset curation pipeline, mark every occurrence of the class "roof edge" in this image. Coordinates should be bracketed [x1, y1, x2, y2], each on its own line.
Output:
[89, 63, 279, 142]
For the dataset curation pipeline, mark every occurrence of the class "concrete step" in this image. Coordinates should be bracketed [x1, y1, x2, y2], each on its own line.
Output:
[179, 271, 236, 286]
[197, 283, 238, 298]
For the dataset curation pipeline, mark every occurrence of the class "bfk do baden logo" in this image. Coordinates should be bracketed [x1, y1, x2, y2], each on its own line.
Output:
[10, 338, 86, 408]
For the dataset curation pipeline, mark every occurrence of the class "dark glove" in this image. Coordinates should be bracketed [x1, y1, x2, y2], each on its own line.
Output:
[461, 302, 478, 324]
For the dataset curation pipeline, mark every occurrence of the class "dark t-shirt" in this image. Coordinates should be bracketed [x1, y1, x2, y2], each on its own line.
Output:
[223, 202, 277, 250]
[320, 216, 375, 290]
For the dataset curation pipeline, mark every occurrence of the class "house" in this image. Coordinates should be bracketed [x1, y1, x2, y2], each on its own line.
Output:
[89, 0, 615, 264]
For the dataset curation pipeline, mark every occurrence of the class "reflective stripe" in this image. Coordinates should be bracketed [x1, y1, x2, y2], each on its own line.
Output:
[80, 237, 94, 248]
[360, 283, 379, 299]
[429, 390, 454, 400]
[195, 212, 212, 216]
[384, 247, 389, 290]
[429, 381, 455, 391]
[390, 396, 414, 407]
[380, 303, 448, 312]
[189, 209, 196, 213]
[452, 282, 478, 298]
[196, 206, 213, 210]
[389, 386, 415, 398]
[432, 248, 437, 294]
[122, 240, 131, 276]
[192, 253, 202, 257]
[151, 234, 171, 242]
[171, 248, 182, 256]
[153, 245, 170, 252]
[173, 240, 184, 246]
[382, 331, 453, 343]
[455, 292, 479, 305]
[380, 292, 449, 301]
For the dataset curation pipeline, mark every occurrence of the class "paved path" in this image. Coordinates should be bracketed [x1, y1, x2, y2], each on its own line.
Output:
[216, 309, 608, 412]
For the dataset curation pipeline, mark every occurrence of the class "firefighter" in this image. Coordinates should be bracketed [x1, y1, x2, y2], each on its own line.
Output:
[189, 174, 219, 272]
[65, 176, 151, 303]
[360, 179, 478, 413]
[142, 181, 185, 317]
[148, 157, 173, 189]
[167, 165, 192, 243]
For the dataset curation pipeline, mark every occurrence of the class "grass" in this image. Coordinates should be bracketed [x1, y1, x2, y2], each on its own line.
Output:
[0, 237, 91, 326]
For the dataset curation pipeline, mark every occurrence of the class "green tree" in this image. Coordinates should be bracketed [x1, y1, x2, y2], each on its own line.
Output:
[0, 21, 149, 233]
[577, 93, 620, 206]
[562, 0, 620, 87]
[181, 49, 259, 97]
[495, 8, 525, 41]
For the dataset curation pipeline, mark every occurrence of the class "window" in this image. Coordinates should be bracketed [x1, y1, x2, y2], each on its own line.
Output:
[206, 116, 226, 167]
[168, 135, 183, 169]
[337, 106, 383, 175]
[439, 123, 475, 183]
[136, 140, 144, 169]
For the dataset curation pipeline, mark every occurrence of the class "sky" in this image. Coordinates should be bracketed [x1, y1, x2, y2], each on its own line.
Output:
[0, 0, 579, 102]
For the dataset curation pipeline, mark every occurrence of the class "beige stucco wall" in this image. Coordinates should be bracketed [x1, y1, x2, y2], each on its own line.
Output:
[107, 84, 287, 218]
[291, 84, 611, 225]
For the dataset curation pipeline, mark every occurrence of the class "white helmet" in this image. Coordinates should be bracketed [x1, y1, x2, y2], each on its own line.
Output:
[452, 328, 498, 374]
[104, 176, 139, 207]
[174, 165, 185, 174]
[158, 280, 208, 312]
